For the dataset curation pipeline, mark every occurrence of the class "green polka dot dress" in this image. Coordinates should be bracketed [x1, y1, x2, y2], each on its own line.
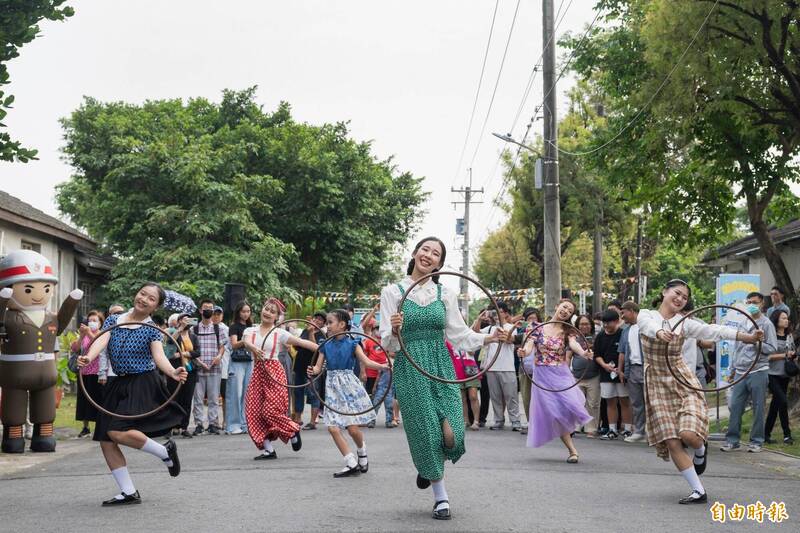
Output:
[395, 283, 465, 481]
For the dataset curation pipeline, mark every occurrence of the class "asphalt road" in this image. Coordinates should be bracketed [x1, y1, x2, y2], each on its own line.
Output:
[1, 420, 798, 532]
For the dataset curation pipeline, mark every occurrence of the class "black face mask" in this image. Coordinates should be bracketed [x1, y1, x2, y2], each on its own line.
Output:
[201, 309, 214, 319]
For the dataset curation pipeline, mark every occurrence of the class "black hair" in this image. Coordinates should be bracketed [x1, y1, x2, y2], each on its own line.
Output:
[607, 299, 623, 310]
[621, 301, 640, 313]
[592, 312, 603, 321]
[575, 313, 594, 330]
[771, 286, 785, 296]
[406, 236, 447, 284]
[152, 314, 166, 326]
[312, 311, 327, 322]
[328, 309, 351, 331]
[342, 303, 355, 313]
[746, 291, 764, 302]
[523, 307, 541, 322]
[199, 298, 214, 308]
[652, 279, 692, 310]
[497, 301, 511, 314]
[601, 310, 620, 323]
[138, 282, 166, 307]
[233, 301, 253, 327]
[770, 309, 792, 334]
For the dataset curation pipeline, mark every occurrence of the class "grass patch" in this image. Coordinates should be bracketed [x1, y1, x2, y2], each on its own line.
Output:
[718, 407, 800, 457]
[54, 392, 86, 433]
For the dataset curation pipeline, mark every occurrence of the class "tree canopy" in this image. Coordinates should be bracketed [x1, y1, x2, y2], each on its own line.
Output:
[56, 89, 426, 302]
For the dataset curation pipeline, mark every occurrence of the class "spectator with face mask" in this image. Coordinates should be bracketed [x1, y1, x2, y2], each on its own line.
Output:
[74, 310, 105, 438]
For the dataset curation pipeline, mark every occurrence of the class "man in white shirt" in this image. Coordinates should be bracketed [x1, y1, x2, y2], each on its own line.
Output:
[619, 301, 645, 442]
[473, 303, 521, 431]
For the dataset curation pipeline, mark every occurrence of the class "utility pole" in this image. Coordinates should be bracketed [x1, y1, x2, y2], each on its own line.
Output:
[635, 215, 643, 303]
[592, 212, 603, 315]
[542, 0, 562, 316]
[452, 168, 483, 318]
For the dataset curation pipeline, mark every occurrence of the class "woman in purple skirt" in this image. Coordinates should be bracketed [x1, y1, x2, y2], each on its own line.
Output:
[521, 299, 594, 463]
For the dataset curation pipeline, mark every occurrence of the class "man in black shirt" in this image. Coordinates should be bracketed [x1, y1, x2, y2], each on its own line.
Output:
[293, 312, 327, 429]
[593, 310, 631, 440]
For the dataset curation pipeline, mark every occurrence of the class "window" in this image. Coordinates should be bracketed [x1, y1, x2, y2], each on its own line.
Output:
[21, 240, 41, 253]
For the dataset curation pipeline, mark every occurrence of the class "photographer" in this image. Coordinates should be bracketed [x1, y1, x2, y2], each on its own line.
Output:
[169, 313, 201, 438]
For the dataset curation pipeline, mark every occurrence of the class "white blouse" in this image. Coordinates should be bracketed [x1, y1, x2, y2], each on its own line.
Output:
[638, 309, 738, 342]
[379, 276, 487, 353]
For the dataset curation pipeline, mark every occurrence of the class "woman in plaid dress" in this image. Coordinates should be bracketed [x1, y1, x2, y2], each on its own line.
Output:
[637, 279, 762, 505]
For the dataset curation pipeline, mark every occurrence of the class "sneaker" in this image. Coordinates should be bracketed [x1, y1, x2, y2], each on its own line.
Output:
[385, 422, 395, 429]
[511, 421, 522, 432]
[678, 490, 707, 505]
[600, 430, 618, 440]
[207, 425, 220, 435]
[192, 426, 204, 436]
[181, 430, 193, 439]
[366, 420, 376, 429]
[478, 421, 486, 428]
[229, 428, 244, 435]
[598, 427, 609, 436]
[489, 423, 504, 431]
[520, 428, 528, 435]
[624, 433, 646, 443]
[784, 436, 794, 445]
[78, 427, 91, 439]
[747, 444, 763, 453]
[719, 443, 742, 452]
[621, 430, 633, 438]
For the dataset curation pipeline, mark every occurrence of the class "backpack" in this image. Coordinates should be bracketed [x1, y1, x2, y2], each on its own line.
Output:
[193, 323, 221, 347]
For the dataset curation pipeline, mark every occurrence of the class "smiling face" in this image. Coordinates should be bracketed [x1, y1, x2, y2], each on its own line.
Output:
[326, 312, 348, 335]
[412, 240, 444, 277]
[260, 302, 279, 324]
[133, 285, 161, 315]
[661, 284, 690, 314]
[576, 316, 593, 336]
[553, 300, 576, 322]
[11, 281, 54, 308]
[238, 305, 252, 323]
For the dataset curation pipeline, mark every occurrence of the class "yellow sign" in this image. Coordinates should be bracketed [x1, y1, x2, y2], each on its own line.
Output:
[711, 501, 789, 524]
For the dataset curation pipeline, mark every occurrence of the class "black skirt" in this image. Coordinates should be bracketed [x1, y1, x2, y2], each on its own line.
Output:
[75, 373, 102, 422]
[93, 370, 186, 442]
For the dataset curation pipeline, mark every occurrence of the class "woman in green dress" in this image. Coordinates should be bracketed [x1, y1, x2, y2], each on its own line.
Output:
[380, 237, 507, 520]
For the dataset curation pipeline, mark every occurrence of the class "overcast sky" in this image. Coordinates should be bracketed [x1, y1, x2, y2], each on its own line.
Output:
[2, 0, 597, 291]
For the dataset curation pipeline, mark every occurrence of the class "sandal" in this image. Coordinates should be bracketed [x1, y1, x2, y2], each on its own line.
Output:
[566, 453, 579, 463]
[469, 422, 480, 431]
[303, 423, 317, 430]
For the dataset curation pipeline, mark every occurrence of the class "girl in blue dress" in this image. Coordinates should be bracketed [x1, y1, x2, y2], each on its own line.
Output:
[79, 282, 187, 506]
[307, 309, 389, 477]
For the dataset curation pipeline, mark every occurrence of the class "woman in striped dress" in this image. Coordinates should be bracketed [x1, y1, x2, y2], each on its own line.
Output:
[637, 279, 762, 505]
[380, 237, 507, 520]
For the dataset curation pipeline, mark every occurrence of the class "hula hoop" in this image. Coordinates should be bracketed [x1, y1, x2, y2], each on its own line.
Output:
[259, 318, 327, 389]
[308, 331, 393, 416]
[79, 321, 183, 420]
[666, 304, 763, 393]
[519, 320, 591, 393]
[395, 271, 504, 384]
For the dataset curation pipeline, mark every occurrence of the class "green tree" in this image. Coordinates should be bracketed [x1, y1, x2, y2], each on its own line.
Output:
[0, 0, 73, 162]
[474, 223, 539, 290]
[56, 89, 426, 302]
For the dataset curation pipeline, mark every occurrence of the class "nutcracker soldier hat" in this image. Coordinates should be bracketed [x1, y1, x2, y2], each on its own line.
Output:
[0, 249, 59, 287]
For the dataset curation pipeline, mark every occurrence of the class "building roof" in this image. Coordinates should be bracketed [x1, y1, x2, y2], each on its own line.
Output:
[704, 219, 800, 263]
[0, 189, 96, 248]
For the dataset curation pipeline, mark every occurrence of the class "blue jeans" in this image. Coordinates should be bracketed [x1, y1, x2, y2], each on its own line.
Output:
[372, 370, 394, 424]
[293, 369, 321, 413]
[726, 370, 768, 446]
[225, 360, 253, 433]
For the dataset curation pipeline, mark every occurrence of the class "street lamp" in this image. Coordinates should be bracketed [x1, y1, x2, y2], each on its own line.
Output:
[492, 132, 542, 157]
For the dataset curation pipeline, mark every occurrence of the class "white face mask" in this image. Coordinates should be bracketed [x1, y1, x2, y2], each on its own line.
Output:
[88, 321, 100, 331]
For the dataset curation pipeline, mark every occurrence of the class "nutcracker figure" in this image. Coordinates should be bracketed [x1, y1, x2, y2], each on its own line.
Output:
[0, 249, 82, 453]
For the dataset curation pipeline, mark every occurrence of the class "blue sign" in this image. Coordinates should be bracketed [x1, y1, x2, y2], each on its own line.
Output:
[716, 274, 760, 389]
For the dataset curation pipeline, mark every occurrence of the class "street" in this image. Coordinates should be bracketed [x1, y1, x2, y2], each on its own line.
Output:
[1, 422, 798, 532]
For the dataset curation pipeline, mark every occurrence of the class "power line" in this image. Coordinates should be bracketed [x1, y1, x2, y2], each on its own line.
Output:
[466, 0, 523, 170]
[549, 0, 720, 157]
[450, 0, 501, 186]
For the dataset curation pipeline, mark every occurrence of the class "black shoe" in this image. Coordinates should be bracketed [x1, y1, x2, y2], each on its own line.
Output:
[102, 491, 141, 506]
[432, 500, 451, 520]
[357, 453, 369, 473]
[694, 441, 707, 476]
[785, 436, 795, 445]
[30, 435, 56, 452]
[181, 430, 193, 439]
[254, 451, 278, 460]
[678, 490, 707, 505]
[416, 473, 431, 489]
[207, 425, 220, 435]
[192, 426, 204, 436]
[333, 465, 361, 478]
[164, 439, 180, 477]
[765, 437, 775, 444]
[1, 436, 25, 454]
[78, 427, 91, 438]
[291, 432, 302, 452]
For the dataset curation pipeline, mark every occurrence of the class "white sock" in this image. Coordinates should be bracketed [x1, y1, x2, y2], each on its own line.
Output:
[357, 445, 368, 465]
[111, 467, 136, 496]
[290, 433, 299, 444]
[262, 439, 275, 453]
[692, 444, 706, 465]
[141, 438, 171, 466]
[624, 424, 632, 432]
[432, 479, 449, 503]
[680, 466, 705, 494]
[344, 452, 357, 469]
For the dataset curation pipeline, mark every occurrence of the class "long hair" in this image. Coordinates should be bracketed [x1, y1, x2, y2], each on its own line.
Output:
[652, 279, 693, 310]
[771, 309, 792, 335]
[406, 236, 447, 284]
[233, 301, 253, 327]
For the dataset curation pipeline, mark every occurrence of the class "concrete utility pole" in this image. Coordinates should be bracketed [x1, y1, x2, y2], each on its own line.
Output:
[452, 168, 483, 317]
[635, 215, 643, 304]
[542, 0, 562, 315]
[593, 211, 603, 315]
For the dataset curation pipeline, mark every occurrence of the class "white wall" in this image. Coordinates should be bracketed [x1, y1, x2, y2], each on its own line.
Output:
[748, 243, 800, 293]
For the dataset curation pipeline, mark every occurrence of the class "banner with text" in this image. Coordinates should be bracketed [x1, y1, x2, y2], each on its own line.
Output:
[716, 274, 760, 389]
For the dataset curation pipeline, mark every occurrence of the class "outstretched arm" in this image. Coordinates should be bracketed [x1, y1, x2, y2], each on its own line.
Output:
[56, 289, 84, 335]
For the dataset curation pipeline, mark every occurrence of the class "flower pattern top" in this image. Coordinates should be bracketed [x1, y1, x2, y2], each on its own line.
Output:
[531, 331, 567, 366]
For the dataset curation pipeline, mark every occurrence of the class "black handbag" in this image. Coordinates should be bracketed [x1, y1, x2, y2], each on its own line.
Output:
[67, 351, 80, 374]
[785, 357, 799, 377]
[230, 347, 252, 362]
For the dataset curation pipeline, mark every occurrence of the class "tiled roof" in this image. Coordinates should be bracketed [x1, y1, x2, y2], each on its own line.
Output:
[704, 219, 800, 261]
[0, 189, 94, 243]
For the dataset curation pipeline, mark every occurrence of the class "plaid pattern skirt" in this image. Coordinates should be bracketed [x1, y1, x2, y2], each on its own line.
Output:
[642, 334, 708, 459]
